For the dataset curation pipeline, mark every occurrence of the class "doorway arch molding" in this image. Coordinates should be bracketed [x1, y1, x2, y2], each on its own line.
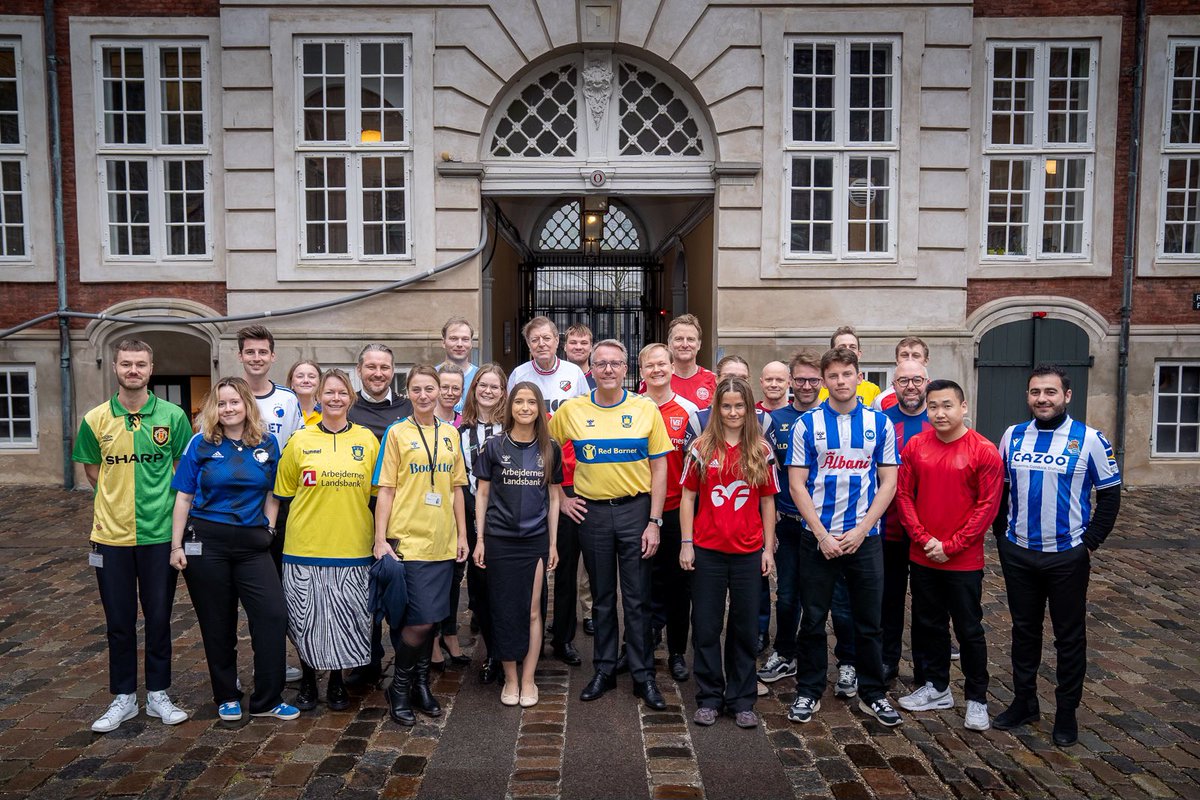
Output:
[966, 295, 1113, 344]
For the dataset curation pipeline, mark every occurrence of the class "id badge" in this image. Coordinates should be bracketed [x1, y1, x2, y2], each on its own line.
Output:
[424, 492, 442, 507]
[88, 551, 104, 568]
[184, 541, 203, 556]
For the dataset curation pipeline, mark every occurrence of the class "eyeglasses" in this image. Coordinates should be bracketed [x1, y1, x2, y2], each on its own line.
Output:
[894, 377, 926, 388]
[793, 377, 822, 387]
[593, 361, 626, 371]
[528, 335, 557, 345]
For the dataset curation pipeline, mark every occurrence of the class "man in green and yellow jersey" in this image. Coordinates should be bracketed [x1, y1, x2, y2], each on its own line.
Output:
[72, 339, 192, 733]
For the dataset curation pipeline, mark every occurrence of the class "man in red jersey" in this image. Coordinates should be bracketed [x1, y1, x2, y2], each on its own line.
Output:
[665, 314, 717, 408]
[639, 343, 702, 682]
[894, 379, 1003, 733]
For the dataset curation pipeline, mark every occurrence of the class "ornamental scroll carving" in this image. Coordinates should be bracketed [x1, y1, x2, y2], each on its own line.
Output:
[582, 59, 613, 130]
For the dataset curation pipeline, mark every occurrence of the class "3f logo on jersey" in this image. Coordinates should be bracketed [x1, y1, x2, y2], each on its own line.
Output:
[301, 469, 318, 486]
[711, 481, 751, 511]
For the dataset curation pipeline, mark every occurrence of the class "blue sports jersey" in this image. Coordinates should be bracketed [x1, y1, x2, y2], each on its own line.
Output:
[880, 404, 933, 540]
[767, 403, 809, 515]
[172, 433, 280, 527]
[787, 400, 899, 537]
[998, 415, 1121, 552]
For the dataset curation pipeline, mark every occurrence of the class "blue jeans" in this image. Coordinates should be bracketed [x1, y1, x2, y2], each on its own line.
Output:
[774, 516, 856, 665]
[794, 534, 884, 703]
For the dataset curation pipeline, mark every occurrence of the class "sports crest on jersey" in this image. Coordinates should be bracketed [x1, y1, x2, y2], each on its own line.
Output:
[152, 426, 170, 446]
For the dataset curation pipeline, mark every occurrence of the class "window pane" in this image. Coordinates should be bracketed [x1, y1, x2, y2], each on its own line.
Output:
[102, 47, 147, 145]
[985, 159, 1030, 256]
[0, 159, 25, 258]
[846, 156, 891, 253]
[359, 42, 407, 144]
[303, 156, 349, 255]
[791, 43, 835, 144]
[1046, 46, 1091, 144]
[990, 46, 1034, 146]
[848, 43, 893, 143]
[1180, 426, 1199, 454]
[1042, 157, 1087, 255]
[789, 155, 834, 255]
[301, 42, 347, 143]
[0, 46, 18, 146]
[1159, 394, 1178, 423]
[1163, 157, 1200, 256]
[163, 158, 206, 256]
[1183, 366, 1200, 393]
[105, 160, 151, 256]
[361, 155, 407, 256]
[1157, 425, 1178, 453]
[490, 65, 578, 157]
[160, 46, 205, 146]
[1168, 45, 1200, 146]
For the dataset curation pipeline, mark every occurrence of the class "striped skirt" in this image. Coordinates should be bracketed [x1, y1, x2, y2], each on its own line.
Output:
[283, 563, 371, 670]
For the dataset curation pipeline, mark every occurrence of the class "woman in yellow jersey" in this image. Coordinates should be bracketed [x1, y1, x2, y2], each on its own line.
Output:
[274, 369, 379, 713]
[287, 360, 322, 426]
[373, 365, 469, 726]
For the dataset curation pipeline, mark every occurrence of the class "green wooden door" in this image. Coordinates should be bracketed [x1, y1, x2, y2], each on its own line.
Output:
[975, 318, 1092, 445]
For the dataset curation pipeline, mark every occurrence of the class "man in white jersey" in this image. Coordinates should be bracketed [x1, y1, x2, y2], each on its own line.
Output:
[993, 364, 1121, 747]
[509, 316, 590, 666]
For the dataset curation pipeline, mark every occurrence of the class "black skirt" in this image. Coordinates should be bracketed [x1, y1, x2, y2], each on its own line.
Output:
[485, 531, 550, 661]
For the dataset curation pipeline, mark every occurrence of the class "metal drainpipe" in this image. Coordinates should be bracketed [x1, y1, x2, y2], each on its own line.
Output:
[1115, 0, 1147, 474]
[45, 0, 74, 490]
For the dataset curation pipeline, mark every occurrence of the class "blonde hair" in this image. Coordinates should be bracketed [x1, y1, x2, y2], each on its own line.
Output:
[692, 377, 770, 488]
[198, 377, 268, 447]
[319, 369, 357, 412]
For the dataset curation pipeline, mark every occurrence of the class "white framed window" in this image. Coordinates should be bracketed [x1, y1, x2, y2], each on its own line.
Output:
[0, 365, 36, 448]
[1160, 40, 1200, 258]
[784, 38, 899, 260]
[982, 41, 1097, 261]
[0, 41, 29, 261]
[93, 40, 212, 261]
[1153, 362, 1200, 456]
[296, 38, 412, 261]
[863, 365, 894, 390]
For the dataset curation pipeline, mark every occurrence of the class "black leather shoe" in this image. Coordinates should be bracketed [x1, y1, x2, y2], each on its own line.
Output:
[615, 646, 629, 674]
[1052, 708, 1078, 747]
[580, 671, 616, 701]
[294, 665, 319, 711]
[553, 642, 582, 666]
[583, 618, 595, 636]
[479, 658, 500, 685]
[668, 654, 689, 682]
[993, 698, 1039, 731]
[634, 679, 667, 711]
[344, 663, 382, 689]
[326, 671, 350, 711]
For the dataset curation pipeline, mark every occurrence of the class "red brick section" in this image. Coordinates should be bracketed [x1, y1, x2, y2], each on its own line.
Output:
[0, 0, 225, 332]
[969, 0, 1200, 327]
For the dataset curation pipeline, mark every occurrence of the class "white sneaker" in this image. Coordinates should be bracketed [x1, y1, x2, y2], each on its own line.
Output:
[285, 665, 303, 683]
[145, 690, 189, 725]
[964, 700, 991, 731]
[834, 665, 857, 698]
[91, 693, 138, 733]
[898, 682, 955, 711]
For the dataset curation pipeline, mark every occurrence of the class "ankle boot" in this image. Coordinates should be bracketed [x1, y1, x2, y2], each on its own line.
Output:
[294, 663, 319, 711]
[326, 669, 350, 711]
[410, 638, 443, 717]
[386, 646, 418, 726]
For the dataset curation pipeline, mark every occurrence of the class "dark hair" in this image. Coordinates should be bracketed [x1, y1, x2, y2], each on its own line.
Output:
[788, 349, 822, 375]
[406, 364, 441, 390]
[925, 379, 965, 403]
[1030, 363, 1070, 392]
[112, 338, 153, 360]
[830, 325, 859, 349]
[894, 336, 929, 361]
[504, 382, 557, 486]
[820, 346, 859, 374]
[237, 325, 275, 352]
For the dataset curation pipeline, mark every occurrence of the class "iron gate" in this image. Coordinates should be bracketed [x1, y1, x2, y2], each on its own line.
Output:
[519, 254, 664, 389]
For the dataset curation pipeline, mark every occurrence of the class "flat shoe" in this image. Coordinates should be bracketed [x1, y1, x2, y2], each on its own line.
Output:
[501, 686, 520, 706]
[520, 685, 539, 708]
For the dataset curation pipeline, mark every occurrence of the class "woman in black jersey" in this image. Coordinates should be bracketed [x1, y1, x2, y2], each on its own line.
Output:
[473, 382, 562, 707]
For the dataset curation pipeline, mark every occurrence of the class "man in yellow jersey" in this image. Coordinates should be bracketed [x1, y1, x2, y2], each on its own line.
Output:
[72, 339, 193, 733]
[550, 339, 673, 710]
[818, 326, 882, 407]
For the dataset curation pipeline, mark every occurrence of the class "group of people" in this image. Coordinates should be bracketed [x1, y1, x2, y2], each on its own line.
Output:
[76, 313, 1121, 749]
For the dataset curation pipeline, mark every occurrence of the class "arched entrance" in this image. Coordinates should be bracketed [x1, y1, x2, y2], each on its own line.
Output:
[976, 317, 1092, 443]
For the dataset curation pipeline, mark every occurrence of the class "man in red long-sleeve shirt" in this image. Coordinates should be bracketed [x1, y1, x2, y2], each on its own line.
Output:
[895, 379, 1003, 732]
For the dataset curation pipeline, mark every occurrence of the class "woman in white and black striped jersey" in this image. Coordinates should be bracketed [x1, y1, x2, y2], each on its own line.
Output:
[453, 364, 507, 682]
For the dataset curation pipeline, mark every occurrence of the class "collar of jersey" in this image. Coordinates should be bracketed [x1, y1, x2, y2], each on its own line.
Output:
[255, 382, 285, 400]
[110, 392, 158, 417]
[532, 357, 561, 376]
[591, 389, 628, 408]
[820, 398, 863, 418]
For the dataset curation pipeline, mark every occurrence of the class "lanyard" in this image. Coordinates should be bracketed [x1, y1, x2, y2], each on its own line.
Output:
[415, 418, 439, 489]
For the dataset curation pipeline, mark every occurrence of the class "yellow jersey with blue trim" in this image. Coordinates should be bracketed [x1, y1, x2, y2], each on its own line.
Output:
[373, 417, 468, 562]
[274, 423, 379, 565]
[548, 390, 672, 501]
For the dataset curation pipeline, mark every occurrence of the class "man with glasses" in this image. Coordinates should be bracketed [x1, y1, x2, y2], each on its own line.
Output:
[878, 360, 933, 685]
[873, 337, 930, 412]
[551, 339, 673, 710]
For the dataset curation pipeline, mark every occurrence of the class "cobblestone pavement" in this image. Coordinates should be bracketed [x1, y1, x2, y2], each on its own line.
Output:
[0, 485, 1197, 800]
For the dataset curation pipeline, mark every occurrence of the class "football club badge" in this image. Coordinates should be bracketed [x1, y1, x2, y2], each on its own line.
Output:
[621, 414, 633, 429]
[351, 444, 365, 461]
[152, 426, 170, 446]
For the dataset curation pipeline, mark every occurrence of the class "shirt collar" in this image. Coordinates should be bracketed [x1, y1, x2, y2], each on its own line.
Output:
[110, 392, 158, 417]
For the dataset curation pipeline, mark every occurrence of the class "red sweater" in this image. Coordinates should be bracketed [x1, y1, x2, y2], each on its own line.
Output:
[896, 429, 1003, 571]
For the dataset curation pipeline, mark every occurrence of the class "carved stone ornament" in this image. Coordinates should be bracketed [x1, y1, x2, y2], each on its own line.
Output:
[582, 59, 613, 130]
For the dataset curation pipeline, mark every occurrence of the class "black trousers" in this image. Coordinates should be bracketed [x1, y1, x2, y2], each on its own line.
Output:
[650, 508, 690, 655]
[795, 534, 886, 703]
[998, 536, 1090, 710]
[910, 563, 988, 702]
[579, 494, 654, 681]
[881, 536, 911, 677]
[439, 560, 467, 637]
[550, 486, 582, 647]
[183, 517, 288, 713]
[463, 493, 494, 655]
[269, 498, 290, 577]
[691, 546, 760, 713]
[95, 541, 178, 695]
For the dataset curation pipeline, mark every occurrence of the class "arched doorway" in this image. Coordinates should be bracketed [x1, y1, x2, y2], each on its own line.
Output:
[975, 317, 1092, 443]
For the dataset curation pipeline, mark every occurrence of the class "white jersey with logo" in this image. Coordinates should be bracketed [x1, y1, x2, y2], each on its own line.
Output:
[508, 357, 589, 414]
[786, 400, 898, 537]
[998, 415, 1121, 553]
[256, 383, 305, 449]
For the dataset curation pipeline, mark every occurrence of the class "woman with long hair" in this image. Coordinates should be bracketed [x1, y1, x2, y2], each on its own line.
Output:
[680, 376, 778, 729]
[473, 382, 562, 707]
[374, 365, 470, 726]
[274, 369, 380, 712]
[287, 360, 322, 426]
[454, 364, 508, 683]
[170, 377, 298, 721]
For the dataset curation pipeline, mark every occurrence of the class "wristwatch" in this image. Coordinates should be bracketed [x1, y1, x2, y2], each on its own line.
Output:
[649, 516, 663, 527]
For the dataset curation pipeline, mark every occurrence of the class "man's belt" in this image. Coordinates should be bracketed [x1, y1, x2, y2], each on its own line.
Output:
[578, 492, 649, 506]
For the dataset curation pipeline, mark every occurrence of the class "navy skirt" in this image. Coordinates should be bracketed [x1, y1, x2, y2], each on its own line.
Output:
[401, 560, 455, 625]
[485, 532, 550, 661]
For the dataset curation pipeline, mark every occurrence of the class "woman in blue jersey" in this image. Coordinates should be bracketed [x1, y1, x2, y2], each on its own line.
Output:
[170, 377, 299, 722]
[473, 382, 562, 707]
[274, 369, 380, 713]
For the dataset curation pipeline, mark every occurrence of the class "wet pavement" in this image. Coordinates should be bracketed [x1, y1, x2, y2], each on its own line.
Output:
[0, 485, 1197, 799]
